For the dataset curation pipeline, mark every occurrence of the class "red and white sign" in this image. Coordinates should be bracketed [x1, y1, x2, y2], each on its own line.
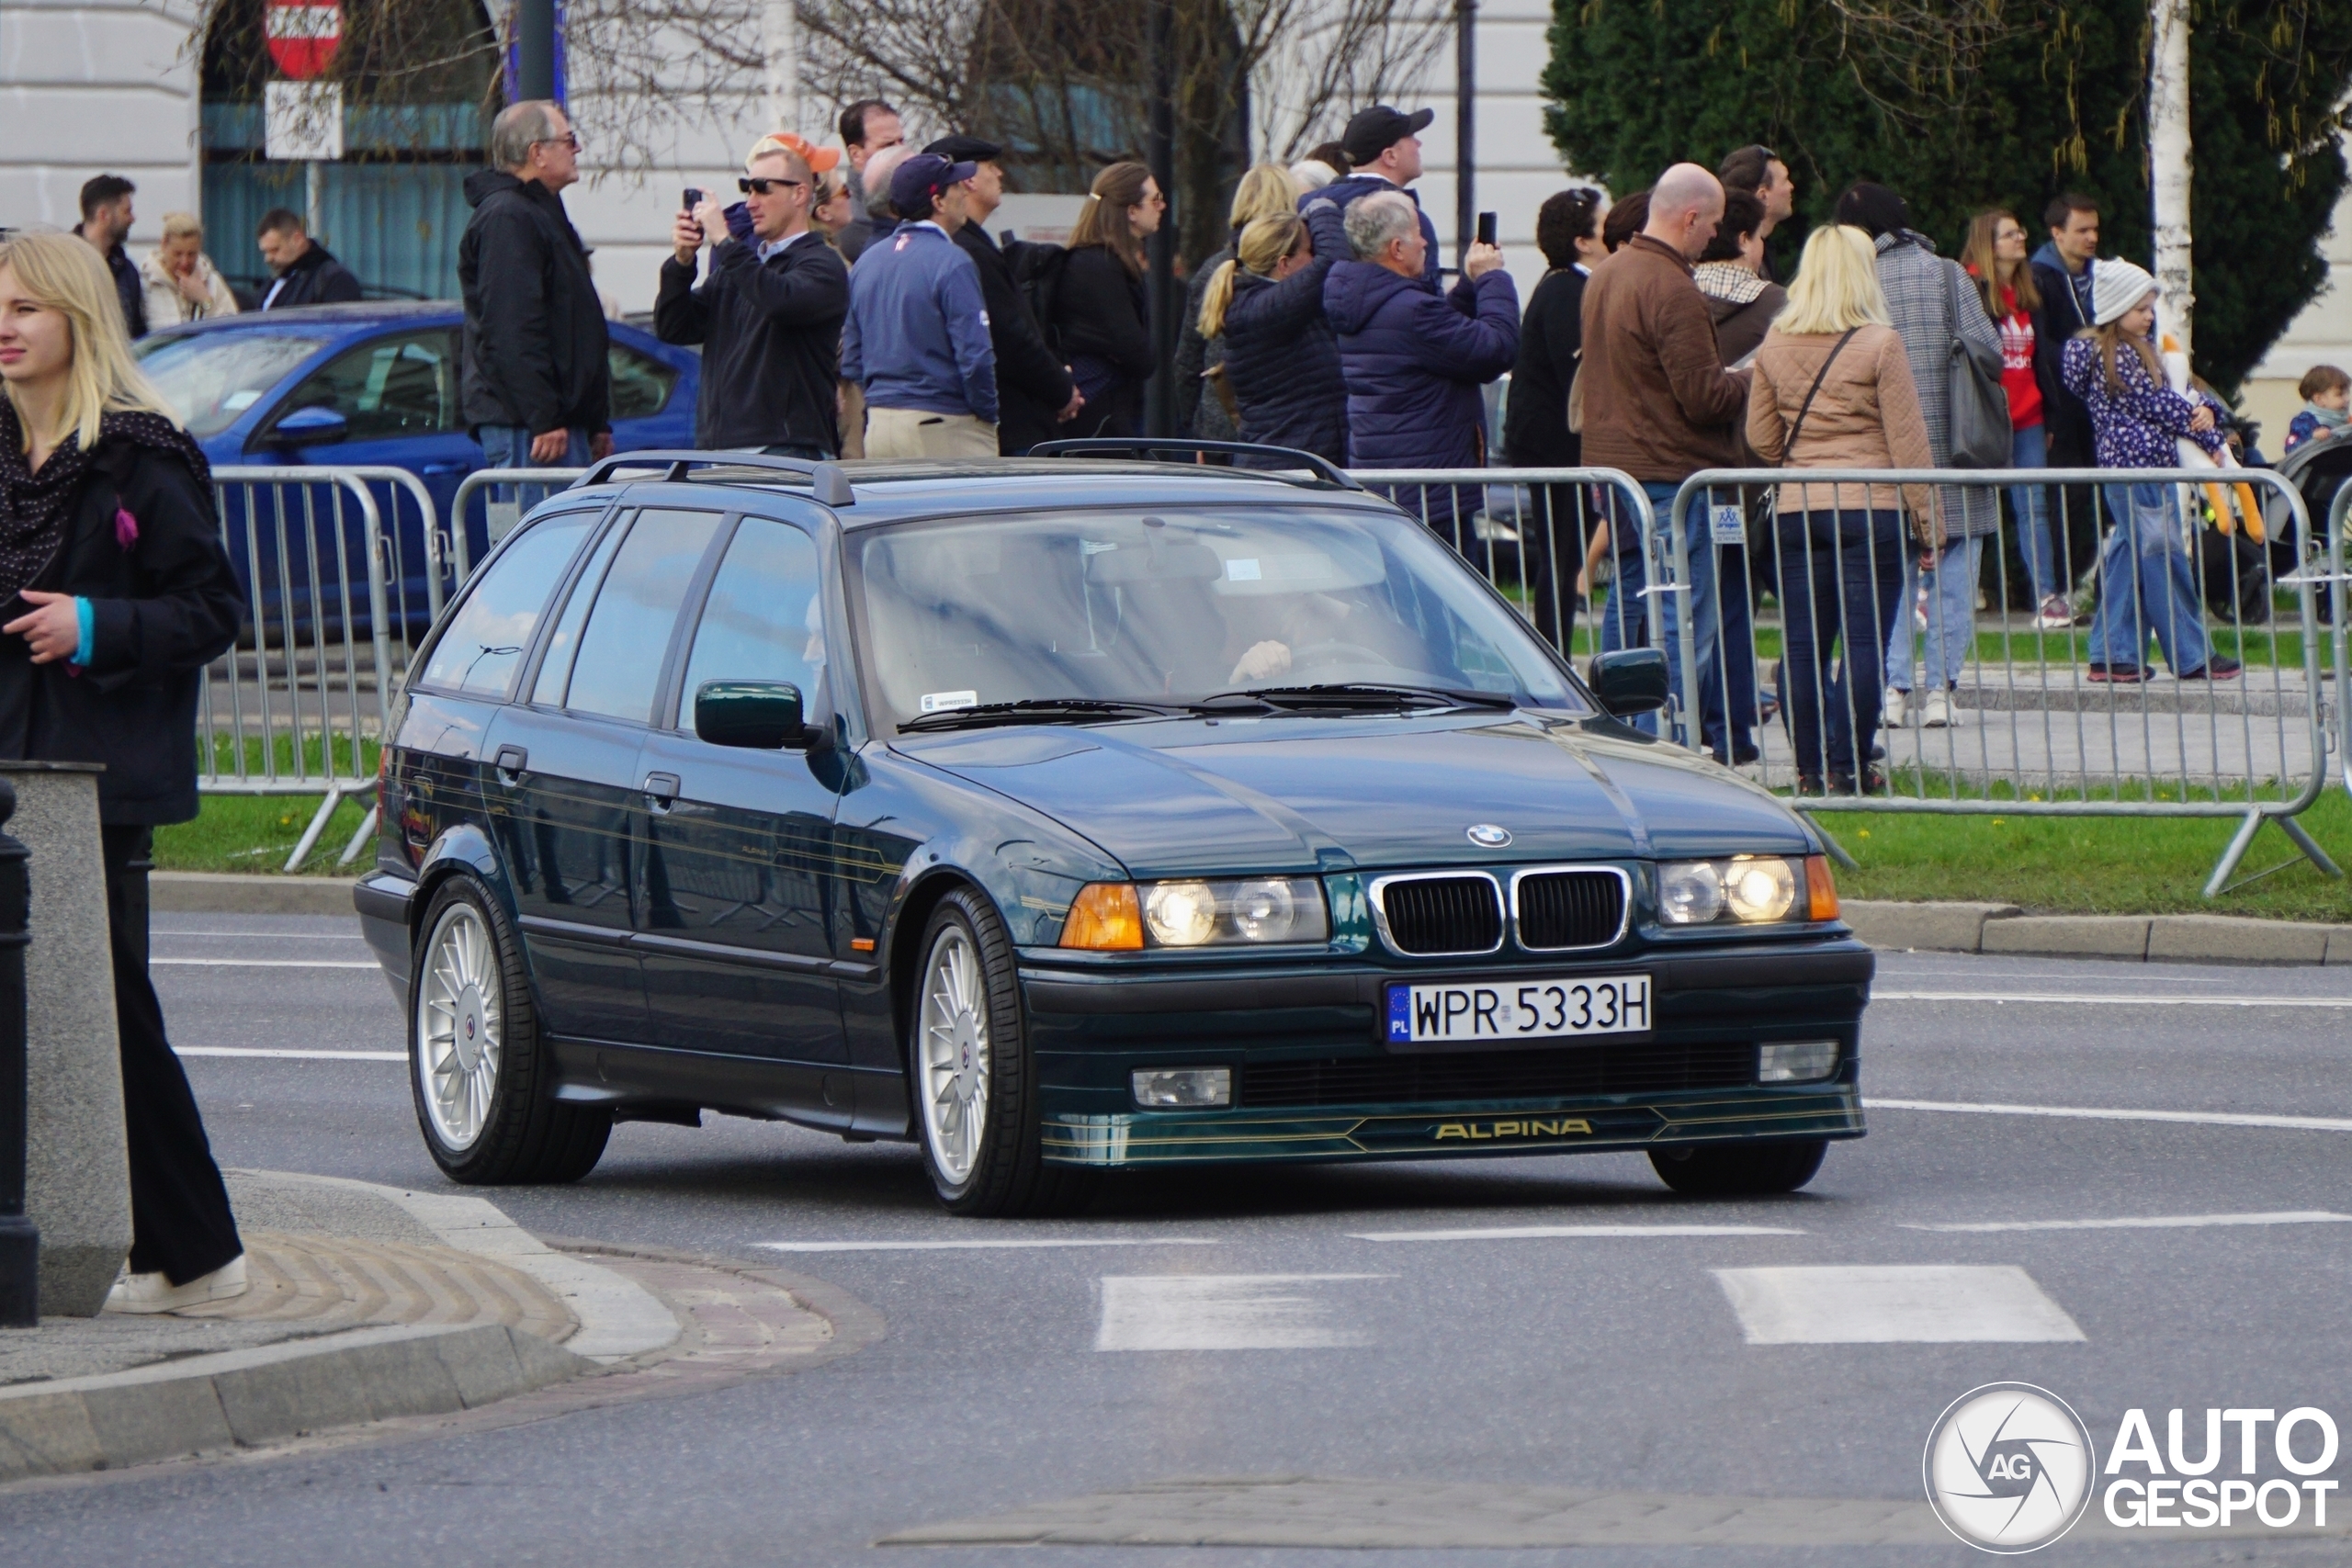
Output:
[265, 0, 342, 81]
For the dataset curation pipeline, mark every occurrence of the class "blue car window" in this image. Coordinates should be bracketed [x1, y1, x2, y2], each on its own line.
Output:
[851, 507, 1582, 729]
[415, 511, 598, 697]
[679, 519, 825, 716]
[608, 342, 679, 420]
[269, 328, 460, 443]
[560, 509, 725, 723]
[133, 331, 332, 437]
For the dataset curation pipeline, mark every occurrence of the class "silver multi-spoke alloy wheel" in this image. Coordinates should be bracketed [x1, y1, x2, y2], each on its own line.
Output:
[917, 924, 990, 1186]
[415, 903, 503, 1151]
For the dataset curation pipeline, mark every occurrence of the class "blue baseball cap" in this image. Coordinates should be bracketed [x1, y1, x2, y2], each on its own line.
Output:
[889, 153, 978, 218]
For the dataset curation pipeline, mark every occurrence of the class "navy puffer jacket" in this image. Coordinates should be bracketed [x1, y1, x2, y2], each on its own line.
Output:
[1323, 261, 1519, 471]
[1219, 201, 1351, 466]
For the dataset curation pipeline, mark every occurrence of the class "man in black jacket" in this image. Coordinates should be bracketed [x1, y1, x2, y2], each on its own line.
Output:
[458, 101, 613, 468]
[2029, 191, 2103, 587]
[254, 209, 364, 310]
[657, 138, 850, 457]
[74, 175, 146, 338]
[923, 135, 1081, 455]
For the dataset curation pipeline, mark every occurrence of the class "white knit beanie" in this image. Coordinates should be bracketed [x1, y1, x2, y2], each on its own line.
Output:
[2090, 258, 2157, 327]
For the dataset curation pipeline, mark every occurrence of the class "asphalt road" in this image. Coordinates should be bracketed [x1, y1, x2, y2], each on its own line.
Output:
[11, 913, 2352, 1564]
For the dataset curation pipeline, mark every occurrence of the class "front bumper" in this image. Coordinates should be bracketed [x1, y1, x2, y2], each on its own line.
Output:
[1022, 938, 1871, 1168]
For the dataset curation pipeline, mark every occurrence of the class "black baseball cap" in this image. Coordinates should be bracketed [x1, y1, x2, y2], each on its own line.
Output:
[1341, 105, 1435, 166]
[890, 153, 978, 217]
[922, 134, 1002, 164]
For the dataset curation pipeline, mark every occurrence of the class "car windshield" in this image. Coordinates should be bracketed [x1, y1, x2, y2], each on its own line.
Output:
[849, 506, 1584, 731]
[135, 331, 333, 437]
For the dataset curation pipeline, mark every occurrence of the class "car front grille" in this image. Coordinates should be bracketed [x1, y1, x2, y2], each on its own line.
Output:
[1515, 870, 1626, 950]
[1240, 1042, 1756, 1108]
[1375, 875, 1503, 955]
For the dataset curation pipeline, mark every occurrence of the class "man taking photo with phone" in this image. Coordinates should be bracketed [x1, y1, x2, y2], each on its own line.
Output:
[656, 134, 852, 459]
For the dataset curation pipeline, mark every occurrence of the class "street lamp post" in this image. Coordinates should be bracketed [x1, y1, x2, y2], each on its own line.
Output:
[1144, 0, 1177, 438]
[515, 0, 558, 101]
[1454, 0, 1476, 269]
[0, 780, 35, 1328]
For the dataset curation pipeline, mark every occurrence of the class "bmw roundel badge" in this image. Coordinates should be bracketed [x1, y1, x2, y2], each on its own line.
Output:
[1465, 824, 1512, 849]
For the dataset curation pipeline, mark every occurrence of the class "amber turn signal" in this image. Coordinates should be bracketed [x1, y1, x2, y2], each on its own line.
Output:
[1804, 855, 1839, 921]
[1060, 882, 1143, 950]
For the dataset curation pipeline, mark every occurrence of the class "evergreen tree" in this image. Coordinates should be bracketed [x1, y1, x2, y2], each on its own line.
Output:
[1541, 0, 2352, 394]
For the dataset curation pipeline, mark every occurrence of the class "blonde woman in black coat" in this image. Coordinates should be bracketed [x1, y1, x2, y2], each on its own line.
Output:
[0, 231, 247, 1311]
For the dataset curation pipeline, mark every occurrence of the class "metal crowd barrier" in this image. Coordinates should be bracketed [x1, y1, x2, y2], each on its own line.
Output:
[1656, 466, 2339, 897]
[447, 467, 588, 582]
[1345, 468, 1665, 658]
[2315, 484, 2352, 797]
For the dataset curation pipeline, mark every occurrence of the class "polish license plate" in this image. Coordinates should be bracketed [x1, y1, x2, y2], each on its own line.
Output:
[1385, 975, 1651, 1045]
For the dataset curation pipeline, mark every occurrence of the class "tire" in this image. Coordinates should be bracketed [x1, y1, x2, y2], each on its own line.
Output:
[409, 877, 611, 1185]
[1648, 1138, 1826, 1197]
[908, 887, 1099, 1217]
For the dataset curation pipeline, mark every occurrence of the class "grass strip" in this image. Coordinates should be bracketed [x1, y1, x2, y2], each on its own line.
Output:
[156, 793, 375, 876]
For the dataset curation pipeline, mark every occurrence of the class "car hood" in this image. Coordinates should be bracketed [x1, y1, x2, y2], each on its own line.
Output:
[891, 713, 1814, 878]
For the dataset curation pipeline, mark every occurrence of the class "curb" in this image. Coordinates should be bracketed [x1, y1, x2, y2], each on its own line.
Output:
[153, 872, 356, 917]
[0, 1322, 585, 1482]
[1843, 899, 2352, 964]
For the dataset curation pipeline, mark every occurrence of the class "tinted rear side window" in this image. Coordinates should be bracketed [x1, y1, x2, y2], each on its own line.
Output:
[417, 512, 597, 697]
[561, 509, 724, 722]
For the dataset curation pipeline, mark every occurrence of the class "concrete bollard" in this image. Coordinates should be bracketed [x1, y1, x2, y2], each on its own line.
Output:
[0, 763, 129, 1316]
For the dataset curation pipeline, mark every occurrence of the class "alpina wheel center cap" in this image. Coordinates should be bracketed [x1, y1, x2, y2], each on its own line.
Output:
[455, 983, 487, 1074]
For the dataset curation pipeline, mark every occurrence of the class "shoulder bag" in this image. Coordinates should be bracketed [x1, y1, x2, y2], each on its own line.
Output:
[1942, 258, 2012, 468]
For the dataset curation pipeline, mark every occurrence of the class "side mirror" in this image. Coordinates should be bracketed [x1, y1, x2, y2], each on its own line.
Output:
[694, 680, 810, 750]
[268, 404, 349, 447]
[1587, 649, 1668, 716]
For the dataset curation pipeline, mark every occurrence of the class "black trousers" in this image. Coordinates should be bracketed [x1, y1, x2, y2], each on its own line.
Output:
[105, 825, 242, 1284]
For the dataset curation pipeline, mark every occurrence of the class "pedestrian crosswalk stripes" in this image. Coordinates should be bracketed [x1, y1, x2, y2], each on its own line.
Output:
[1713, 1265, 2086, 1344]
[1095, 1275, 1387, 1351]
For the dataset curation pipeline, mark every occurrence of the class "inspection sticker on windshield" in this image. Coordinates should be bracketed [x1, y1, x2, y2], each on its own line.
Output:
[920, 690, 978, 715]
[1386, 975, 1650, 1044]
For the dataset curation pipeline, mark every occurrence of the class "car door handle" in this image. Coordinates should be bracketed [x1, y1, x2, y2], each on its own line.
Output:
[493, 744, 528, 783]
[642, 772, 681, 813]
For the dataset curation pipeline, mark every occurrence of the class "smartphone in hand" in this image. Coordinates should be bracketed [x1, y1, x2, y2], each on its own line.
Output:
[1476, 211, 1498, 248]
[683, 187, 704, 210]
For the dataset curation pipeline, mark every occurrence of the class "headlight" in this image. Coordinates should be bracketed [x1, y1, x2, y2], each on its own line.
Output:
[1657, 856, 1805, 925]
[1067, 876, 1329, 949]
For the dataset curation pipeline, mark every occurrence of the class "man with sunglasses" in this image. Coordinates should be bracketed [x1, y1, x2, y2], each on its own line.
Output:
[459, 99, 613, 470]
[656, 135, 851, 459]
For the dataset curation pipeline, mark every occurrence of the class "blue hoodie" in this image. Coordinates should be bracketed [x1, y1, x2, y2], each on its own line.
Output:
[1323, 260, 1519, 474]
[1306, 175, 1442, 287]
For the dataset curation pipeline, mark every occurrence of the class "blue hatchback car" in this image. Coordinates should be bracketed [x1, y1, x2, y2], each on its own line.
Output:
[356, 448, 1872, 1218]
[135, 301, 698, 636]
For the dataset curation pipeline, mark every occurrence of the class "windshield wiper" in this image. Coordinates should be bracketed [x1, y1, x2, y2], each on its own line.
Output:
[1191, 683, 1521, 715]
[897, 697, 1187, 733]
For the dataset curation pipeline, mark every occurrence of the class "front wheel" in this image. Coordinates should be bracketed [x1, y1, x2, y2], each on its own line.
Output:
[410, 877, 611, 1184]
[1648, 1138, 1826, 1197]
[910, 887, 1098, 1217]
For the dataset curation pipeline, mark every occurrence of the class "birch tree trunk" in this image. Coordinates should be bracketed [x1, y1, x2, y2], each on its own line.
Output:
[2149, 0, 2193, 359]
[763, 0, 801, 137]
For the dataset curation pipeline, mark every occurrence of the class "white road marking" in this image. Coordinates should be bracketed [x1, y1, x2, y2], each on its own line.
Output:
[1352, 1224, 1805, 1242]
[756, 1238, 1219, 1253]
[1713, 1265, 2085, 1345]
[1096, 1275, 1385, 1351]
[1876, 990, 2352, 1009]
[153, 957, 381, 969]
[1871, 1098, 2352, 1134]
[175, 1046, 404, 1061]
[1903, 1210, 2352, 1234]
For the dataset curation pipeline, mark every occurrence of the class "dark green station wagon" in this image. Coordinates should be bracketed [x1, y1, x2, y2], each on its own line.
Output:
[356, 447, 1871, 1215]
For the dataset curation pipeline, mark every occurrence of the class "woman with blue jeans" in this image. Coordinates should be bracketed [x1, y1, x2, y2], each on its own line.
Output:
[2059, 260, 2239, 683]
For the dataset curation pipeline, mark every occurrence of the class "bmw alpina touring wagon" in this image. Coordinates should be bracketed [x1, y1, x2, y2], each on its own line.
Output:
[356, 446, 1871, 1215]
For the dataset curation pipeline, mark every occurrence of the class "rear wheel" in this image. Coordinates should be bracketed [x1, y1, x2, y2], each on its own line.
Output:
[410, 878, 611, 1184]
[1648, 1138, 1826, 1197]
[910, 887, 1098, 1217]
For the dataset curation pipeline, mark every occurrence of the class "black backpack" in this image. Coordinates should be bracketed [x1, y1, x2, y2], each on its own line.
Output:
[1002, 232, 1070, 357]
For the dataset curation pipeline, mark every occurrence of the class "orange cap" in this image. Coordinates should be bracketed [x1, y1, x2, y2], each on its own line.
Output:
[750, 131, 842, 174]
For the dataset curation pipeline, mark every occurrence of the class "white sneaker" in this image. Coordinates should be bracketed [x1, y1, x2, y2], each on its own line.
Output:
[1882, 688, 1908, 728]
[105, 1255, 249, 1314]
[1921, 689, 1957, 728]
[2034, 595, 2076, 630]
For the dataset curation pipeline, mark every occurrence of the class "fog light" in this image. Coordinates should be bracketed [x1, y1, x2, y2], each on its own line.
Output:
[1758, 1040, 1840, 1083]
[1131, 1067, 1232, 1108]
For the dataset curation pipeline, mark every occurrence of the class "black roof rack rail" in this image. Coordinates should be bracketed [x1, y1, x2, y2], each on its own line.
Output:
[574, 449, 854, 505]
[1029, 438, 1362, 491]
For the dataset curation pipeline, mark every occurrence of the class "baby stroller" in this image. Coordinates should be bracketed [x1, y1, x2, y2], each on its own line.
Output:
[2260, 434, 2352, 623]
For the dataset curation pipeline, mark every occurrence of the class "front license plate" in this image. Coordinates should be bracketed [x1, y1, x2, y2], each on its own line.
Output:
[1385, 975, 1651, 1045]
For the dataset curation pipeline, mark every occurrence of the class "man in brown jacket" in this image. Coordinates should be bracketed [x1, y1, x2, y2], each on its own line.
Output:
[1582, 163, 1752, 754]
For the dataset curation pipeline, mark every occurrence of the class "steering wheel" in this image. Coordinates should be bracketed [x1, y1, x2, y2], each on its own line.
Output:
[1287, 640, 1395, 673]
